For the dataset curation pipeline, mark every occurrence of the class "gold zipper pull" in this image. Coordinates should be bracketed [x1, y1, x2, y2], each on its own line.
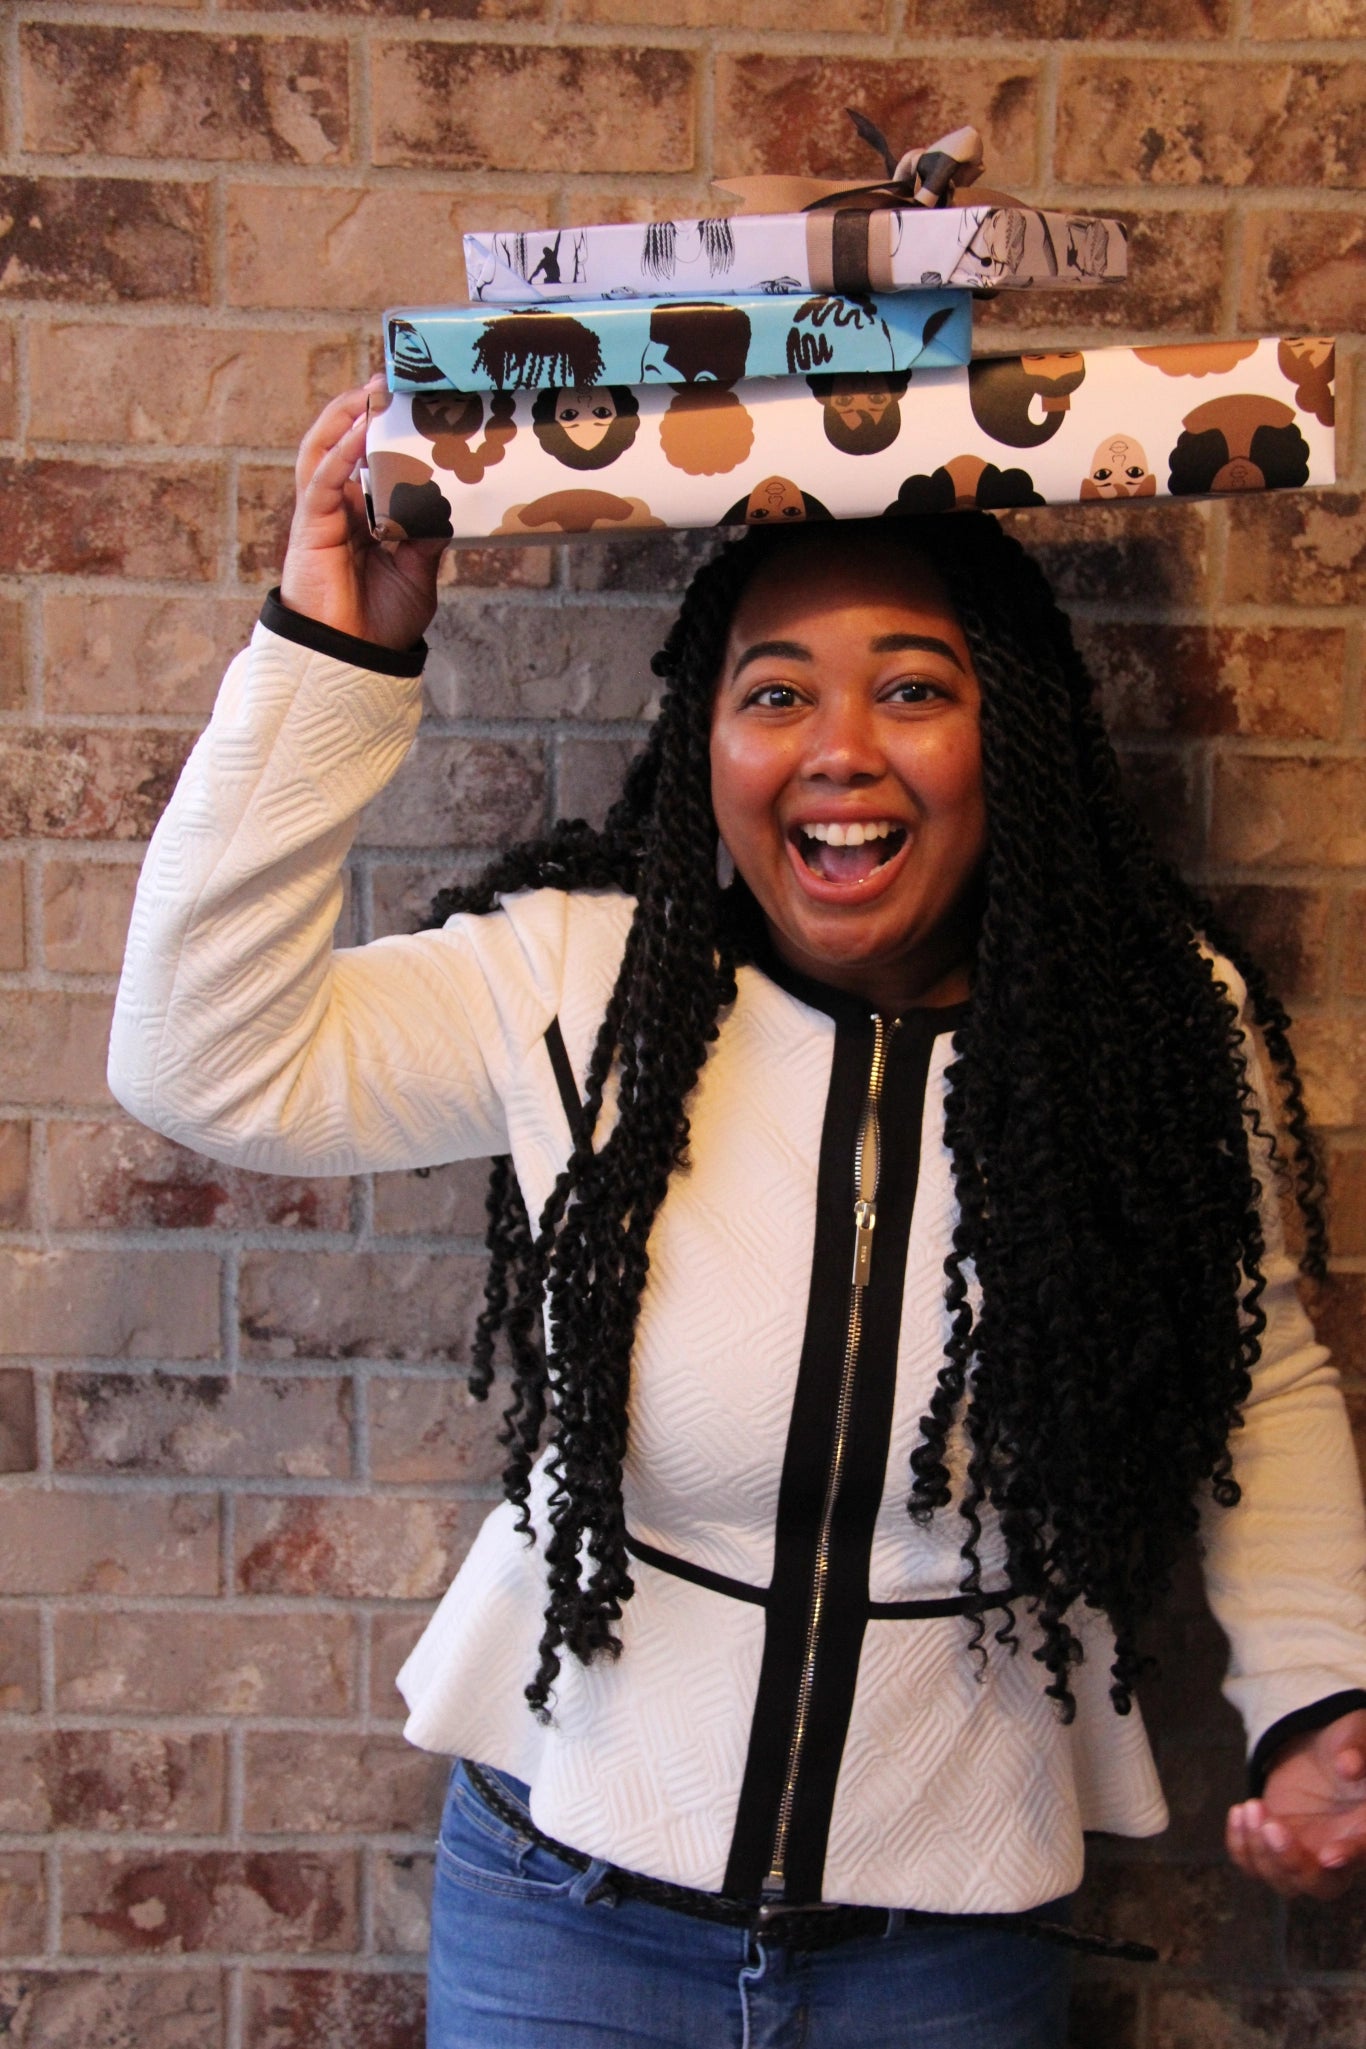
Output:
[851, 1198, 876, 1287]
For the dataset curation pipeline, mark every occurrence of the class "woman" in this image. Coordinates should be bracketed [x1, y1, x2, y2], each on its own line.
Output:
[110, 385, 1366, 2046]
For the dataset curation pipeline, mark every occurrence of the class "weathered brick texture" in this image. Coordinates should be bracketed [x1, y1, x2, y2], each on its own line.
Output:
[2, 7, 1362, 2044]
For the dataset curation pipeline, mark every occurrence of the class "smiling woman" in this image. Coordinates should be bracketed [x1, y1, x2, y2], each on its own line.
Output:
[107, 386, 1366, 2049]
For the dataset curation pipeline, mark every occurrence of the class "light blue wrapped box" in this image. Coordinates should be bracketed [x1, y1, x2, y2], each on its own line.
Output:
[384, 290, 972, 395]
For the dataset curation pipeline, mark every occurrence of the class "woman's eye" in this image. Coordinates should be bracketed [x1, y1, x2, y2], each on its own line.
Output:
[885, 679, 941, 704]
[745, 683, 800, 709]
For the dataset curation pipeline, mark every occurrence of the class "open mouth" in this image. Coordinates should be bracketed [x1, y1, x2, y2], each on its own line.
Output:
[793, 821, 908, 886]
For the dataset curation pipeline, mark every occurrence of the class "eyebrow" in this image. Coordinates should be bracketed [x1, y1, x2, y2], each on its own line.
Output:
[731, 631, 966, 679]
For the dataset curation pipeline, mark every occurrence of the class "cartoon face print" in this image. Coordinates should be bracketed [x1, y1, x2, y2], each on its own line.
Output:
[530, 387, 641, 471]
[411, 390, 517, 486]
[968, 356, 1081, 450]
[639, 303, 752, 385]
[1082, 434, 1155, 500]
[1277, 338, 1335, 427]
[1065, 218, 1113, 280]
[387, 318, 444, 386]
[718, 477, 832, 526]
[555, 388, 617, 450]
[493, 489, 666, 535]
[807, 372, 910, 457]
[1019, 353, 1086, 415]
[365, 452, 452, 540]
[1167, 395, 1310, 497]
[471, 312, 605, 391]
[658, 387, 755, 477]
[962, 208, 1028, 282]
[783, 296, 894, 377]
[640, 218, 736, 284]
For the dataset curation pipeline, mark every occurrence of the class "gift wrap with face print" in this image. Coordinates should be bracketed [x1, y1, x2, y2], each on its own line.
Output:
[463, 205, 1128, 305]
[384, 290, 973, 395]
[362, 337, 1336, 542]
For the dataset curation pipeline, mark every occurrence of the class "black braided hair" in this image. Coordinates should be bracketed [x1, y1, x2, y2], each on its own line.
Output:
[425, 514, 1327, 1721]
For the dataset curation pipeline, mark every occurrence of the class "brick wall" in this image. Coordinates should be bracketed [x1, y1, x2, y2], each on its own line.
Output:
[0, 4, 1362, 2045]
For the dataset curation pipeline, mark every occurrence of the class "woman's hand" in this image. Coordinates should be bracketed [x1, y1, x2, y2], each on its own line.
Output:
[279, 379, 445, 651]
[1227, 1710, 1366, 1898]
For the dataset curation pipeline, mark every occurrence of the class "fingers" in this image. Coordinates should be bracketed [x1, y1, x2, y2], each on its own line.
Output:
[295, 378, 385, 497]
[1228, 1799, 1359, 1900]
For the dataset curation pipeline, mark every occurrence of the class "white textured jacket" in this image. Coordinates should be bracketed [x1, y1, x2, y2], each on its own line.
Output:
[109, 611, 1366, 1913]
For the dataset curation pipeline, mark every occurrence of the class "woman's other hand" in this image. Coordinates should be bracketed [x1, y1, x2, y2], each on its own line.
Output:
[279, 379, 445, 651]
[1227, 1710, 1366, 1898]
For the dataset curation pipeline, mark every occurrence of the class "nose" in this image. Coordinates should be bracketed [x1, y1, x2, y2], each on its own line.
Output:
[801, 690, 886, 786]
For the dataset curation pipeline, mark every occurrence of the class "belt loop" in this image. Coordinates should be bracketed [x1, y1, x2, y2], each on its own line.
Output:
[884, 1908, 905, 1939]
[571, 1859, 619, 1908]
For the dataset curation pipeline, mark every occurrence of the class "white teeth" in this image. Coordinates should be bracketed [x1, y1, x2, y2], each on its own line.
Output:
[801, 820, 896, 847]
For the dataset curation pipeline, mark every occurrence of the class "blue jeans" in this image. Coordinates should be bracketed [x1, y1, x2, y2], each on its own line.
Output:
[427, 1761, 1073, 2048]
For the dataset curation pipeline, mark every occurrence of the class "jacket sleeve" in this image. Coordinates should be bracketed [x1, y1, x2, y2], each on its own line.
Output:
[108, 619, 532, 1175]
[1198, 965, 1366, 1770]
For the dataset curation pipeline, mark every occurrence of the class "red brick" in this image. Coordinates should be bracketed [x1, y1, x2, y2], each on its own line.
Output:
[0, 1122, 30, 1228]
[48, 1120, 352, 1233]
[0, 731, 194, 841]
[1076, 624, 1343, 741]
[357, 736, 545, 850]
[565, 528, 719, 594]
[1328, 1146, 1366, 1258]
[1114, 750, 1203, 867]
[1241, 211, 1366, 333]
[41, 863, 137, 975]
[1066, 1984, 1140, 2049]
[1346, 889, 1366, 999]
[0, 1609, 40, 1713]
[0, 994, 115, 1104]
[0, 1855, 46, 1954]
[0, 861, 23, 970]
[1223, 490, 1364, 607]
[0, 1972, 222, 2045]
[1250, 0, 1358, 27]
[0, 1730, 223, 1834]
[21, 27, 349, 167]
[974, 207, 1227, 339]
[0, 1371, 37, 1474]
[1319, 1273, 1366, 1380]
[0, 463, 219, 580]
[236, 1496, 484, 1598]
[30, 324, 351, 449]
[0, 1248, 219, 1357]
[373, 1851, 432, 1956]
[369, 859, 485, 939]
[427, 600, 672, 722]
[44, 594, 257, 717]
[1292, 1016, 1366, 1130]
[1201, 885, 1329, 1002]
[1055, 60, 1365, 187]
[0, 1492, 218, 1596]
[574, 0, 875, 19]
[906, 0, 1224, 27]
[53, 1372, 351, 1479]
[714, 55, 1037, 184]
[231, 0, 541, 13]
[373, 44, 695, 174]
[437, 546, 553, 592]
[56, 1609, 356, 1717]
[227, 187, 553, 311]
[373, 1158, 492, 1237]
[369, 1377, 506, 1485]
[1152, 1987, 1366, 2048]
[1288, 1872, 1366, 1968]
[369, 1611, 431, 1718]
[0, 177, 210, 305]
[237, 463, 293, 583]
[1210, 757, 1366, 868]
[240, 1250, 486, 1363]
[1000, 498, 1212, 606]
[245, 1970, 424, 2049]
[0, 595, 25, 711]
[0, 325, 15, 440]
[62, 1848, 357, 1956]
[243, 1732, 443, 1833]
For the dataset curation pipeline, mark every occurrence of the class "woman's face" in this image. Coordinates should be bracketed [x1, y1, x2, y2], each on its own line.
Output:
[554, 389, 617, 450]
[710, 536, 985, 1011]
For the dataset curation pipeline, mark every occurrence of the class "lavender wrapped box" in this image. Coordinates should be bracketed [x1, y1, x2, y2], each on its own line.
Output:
[385, 290, 972, 396]
[363, 337, 1335, 544]
[463, 204, 1127, 304]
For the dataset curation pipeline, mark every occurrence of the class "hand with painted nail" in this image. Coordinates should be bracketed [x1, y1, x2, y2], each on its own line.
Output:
[279, 379, 446, 651]
[1227, 1711, 1366, 1899]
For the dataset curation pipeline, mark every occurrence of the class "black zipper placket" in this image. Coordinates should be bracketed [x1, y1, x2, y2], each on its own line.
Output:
[761, 1011, 896, 1902]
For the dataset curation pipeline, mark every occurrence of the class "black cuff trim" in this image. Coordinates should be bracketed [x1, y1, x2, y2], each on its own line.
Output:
[260, 588, 426, 679]
[1248, 1690, 1366, 1796]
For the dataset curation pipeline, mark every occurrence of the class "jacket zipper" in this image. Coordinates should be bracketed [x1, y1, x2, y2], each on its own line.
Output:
[762, 1013, 893, 1902]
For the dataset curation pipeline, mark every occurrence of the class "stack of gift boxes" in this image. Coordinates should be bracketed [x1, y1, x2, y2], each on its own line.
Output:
[363, 130, 1335, 543]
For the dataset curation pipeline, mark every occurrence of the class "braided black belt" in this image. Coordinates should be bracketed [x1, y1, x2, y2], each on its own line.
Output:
[463, 1763, 1156, 1963]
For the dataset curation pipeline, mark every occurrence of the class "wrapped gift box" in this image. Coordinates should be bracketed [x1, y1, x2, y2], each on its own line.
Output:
[463, 203, 1127, 304]
[363, 337, 1335, 543]
[385, 289, 972, 395]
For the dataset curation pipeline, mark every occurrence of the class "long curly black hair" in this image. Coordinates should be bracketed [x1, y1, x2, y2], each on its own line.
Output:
[426, 512, 1326, 1722]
